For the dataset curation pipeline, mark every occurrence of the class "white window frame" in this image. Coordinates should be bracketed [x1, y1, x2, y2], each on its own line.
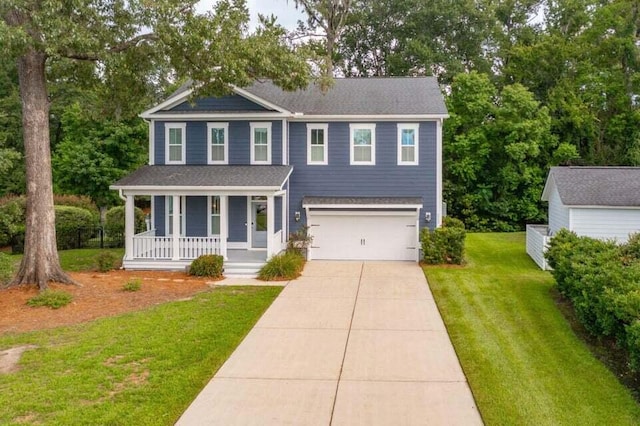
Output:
[250, 122, 272, 165]
[349, 123, 376, 165]
[207, 196, 222, 236]
[397, 123, 420, 166]
[165, 196, 186, 236]
[207, 122, 229, 165]
[165, 123, 186, 165]
[307, 123, 329, 165]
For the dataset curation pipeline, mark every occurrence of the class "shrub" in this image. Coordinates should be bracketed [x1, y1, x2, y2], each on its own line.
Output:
[55, 206, 100, 250]
[122, 279, 142, 292]
[421, 218, 466, 264]
[95, 251, 119, 272]
[0, 252, 15, 285]
[620, 233, 640, 264]
[258, 251, 305, 281]
[27, 290, 73, 309]
[189, 254, 224, 278]
[53, 195, 99, 221]
[0, 196, 26, 248]
[287, 225, 313, 257]
[104, 205, 146, 237]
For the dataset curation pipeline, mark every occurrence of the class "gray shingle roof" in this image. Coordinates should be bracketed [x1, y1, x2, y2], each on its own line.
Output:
[546, 167, 640, 206]
[302, 196, 423, 206]
[111, 165, 292, 189]
[163, 77, 447, 116]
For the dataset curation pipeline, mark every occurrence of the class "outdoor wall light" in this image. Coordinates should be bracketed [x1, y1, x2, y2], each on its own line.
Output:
[294, 211, 301, 222]
[425, 212, 431, 222]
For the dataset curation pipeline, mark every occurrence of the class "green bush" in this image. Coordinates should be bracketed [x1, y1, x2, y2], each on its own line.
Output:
[189, 254, 224, 278]
[287, 225, 313, 257]
[55, 206, 100, 250]
[104, 205, 146, 237]
[0, 252, 15, 285]
[53, 195, 99, 221]
[122, 279, 142, 292]
[258, 251, 305, 281]
[27, 290, 73, 309]
[95, 251, 119, 272]
[0, 196, 26, 248]
[421, 218, 466, 264]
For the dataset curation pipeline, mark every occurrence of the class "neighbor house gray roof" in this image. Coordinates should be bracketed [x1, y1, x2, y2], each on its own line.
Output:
[543, 167, 640, 206]
[162, 77, 447, 116]
[111, 165, 293, 189]
[303, 196, 423, 206]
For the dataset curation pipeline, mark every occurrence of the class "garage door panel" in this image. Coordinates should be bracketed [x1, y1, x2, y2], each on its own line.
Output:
[308, 213, 418, 261]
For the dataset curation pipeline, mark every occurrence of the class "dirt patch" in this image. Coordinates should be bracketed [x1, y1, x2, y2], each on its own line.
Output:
[0, 345, 38, 374]
[0, 270, 213, 335]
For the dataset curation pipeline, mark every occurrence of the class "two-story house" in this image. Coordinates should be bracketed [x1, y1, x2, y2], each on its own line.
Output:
[111, 77, 448, 273]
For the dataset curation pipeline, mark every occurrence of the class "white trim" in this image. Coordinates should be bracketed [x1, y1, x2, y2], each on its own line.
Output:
[282, 119, 288, 165]
[143, 112, 289, 120]
[250, 122, 272, 165]
[150, 196, 155, 231]
[290, 114, 449, 122]
[165, 196, 186, 236]
[206, 122, 229, 165]
[307, 123, 329, 165]
[228, 242, 248, 249]
[232, 86, 292, 114]
[565, 205, 640, 210]
[308, 210, 418, 217]
[397, 123, 419, 166]
[112, 185, 283, 192]
[148, 120, 155, 165]
[436, 118, 443, 226]
[303, 203, 423, 210]
[164, 123, 186, 165]
[140, 88, 194, 118]
[349, 123, 376, 166]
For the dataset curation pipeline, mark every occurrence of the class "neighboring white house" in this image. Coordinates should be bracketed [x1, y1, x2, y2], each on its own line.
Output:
[526, 166, 640, 269]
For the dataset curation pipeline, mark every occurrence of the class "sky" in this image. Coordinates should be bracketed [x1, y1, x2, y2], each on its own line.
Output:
[196, 0, 305, 30]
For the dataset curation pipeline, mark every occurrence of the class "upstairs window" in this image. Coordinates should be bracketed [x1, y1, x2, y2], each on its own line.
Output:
[209, 196, 221, 235]
[250, 122, 272, 164]
[207, 123, 228, 164]
[307, 123, 328, 165]
[165, 123, 186, 164]
[350, 123, 376, 165]
[397, 124, 419, 165]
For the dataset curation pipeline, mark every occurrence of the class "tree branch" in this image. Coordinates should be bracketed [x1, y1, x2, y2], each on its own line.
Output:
[59, 33, 159, 61]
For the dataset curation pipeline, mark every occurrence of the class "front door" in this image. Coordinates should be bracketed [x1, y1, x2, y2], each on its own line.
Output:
[251, 199, 267, 248]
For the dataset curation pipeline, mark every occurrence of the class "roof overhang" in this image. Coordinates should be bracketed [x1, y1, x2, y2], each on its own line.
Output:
[540, 173, 555, 202]
[290, 114, 449, 122]
[302, 196, 423, 210]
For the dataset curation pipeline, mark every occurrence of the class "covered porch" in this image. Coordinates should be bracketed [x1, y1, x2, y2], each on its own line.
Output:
[110, 165, 291, 270]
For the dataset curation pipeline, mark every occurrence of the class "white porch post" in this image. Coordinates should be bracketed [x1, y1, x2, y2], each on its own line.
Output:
[281, 192, 287, 246]
[125, 194, 135, 260]
[266, 195, 275, 258]
[220, 195, 228, 260]
[172, 195, 180, 260]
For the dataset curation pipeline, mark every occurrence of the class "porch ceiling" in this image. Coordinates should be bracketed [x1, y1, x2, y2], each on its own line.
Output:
[111, 165, 292, 193]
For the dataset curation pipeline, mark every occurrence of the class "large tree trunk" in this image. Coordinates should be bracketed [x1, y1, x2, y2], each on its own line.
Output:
[10, 49, 76, 290]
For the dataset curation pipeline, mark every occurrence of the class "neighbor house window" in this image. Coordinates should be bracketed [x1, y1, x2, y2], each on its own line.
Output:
[250, 122, 272, 164]
[165, 123, 186, 164]
[166, 196, 185, 236]
[397, 123, 419, 165]
[207, 123, 228, 164]
[350, 123, 376, 165]
[209, 196, 221, 235]
[307, 123, 328, 165]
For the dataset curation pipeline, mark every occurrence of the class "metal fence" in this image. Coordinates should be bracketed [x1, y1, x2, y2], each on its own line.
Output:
[11, 227, 124, 253]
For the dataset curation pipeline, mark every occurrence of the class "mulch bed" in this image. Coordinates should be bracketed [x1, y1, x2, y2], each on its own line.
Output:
[0, 270, 214, 335]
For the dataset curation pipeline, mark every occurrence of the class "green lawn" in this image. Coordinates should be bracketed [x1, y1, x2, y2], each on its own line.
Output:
[7, 248, 125, 273]
[424, 233, 640, 425]
[0, 286, 280, 425]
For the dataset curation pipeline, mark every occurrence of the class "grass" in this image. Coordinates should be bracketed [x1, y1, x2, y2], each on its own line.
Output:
[0, 285, 281, 425]
[26, 290, 73, 309]
[424, 233, 640, 425]
[8, 248, 125, 273]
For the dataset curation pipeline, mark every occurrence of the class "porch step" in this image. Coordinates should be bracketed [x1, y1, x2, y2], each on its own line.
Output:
[223, 261, 265, 278]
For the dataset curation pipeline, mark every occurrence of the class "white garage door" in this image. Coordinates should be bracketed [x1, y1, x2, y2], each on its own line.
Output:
[307, 212, 418, 261]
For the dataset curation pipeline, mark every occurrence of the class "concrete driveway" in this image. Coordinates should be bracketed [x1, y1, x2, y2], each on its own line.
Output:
[176, 261, 482, 426]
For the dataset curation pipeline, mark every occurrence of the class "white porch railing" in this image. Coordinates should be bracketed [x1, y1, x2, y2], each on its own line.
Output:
[526, 224, 551, 270]
[132, 230, 220, 260]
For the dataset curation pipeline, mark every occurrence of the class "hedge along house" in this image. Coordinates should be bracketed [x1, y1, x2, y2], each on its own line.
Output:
[111, 78, 448, 274]
[526, 166, 640, 269]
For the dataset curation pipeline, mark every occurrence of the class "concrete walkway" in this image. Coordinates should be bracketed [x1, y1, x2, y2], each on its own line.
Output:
[176, 261, 482, 426]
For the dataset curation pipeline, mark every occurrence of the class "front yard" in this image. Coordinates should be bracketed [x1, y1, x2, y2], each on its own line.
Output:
[425, 233, 640, 424]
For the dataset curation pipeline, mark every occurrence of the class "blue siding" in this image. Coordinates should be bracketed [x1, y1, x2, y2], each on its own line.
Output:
[186, 196, 208, 237]
[154, 196, 166, 235]
[154, 120, 283, 165]
[288, 121, 438, 231]
[169, 95, 270, 112]
[275, 197, 282, 232]
[229, 196, 248, 242]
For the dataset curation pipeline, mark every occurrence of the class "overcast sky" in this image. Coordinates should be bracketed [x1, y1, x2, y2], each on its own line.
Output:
[196, 0, 305, 30]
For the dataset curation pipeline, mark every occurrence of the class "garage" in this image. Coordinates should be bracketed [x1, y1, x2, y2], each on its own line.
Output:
[303, 197, 423, 261]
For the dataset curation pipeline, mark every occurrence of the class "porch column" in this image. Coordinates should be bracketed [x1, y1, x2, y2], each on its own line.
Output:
[220, 195, 228, 260]
[172, 195, 180, 261]
[125, 194, 135, 260]
[266, 195, 275, 258]
[281, 192, 287, 245]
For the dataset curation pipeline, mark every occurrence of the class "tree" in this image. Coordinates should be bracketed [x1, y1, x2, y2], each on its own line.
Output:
[1, 0, 310, 290]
